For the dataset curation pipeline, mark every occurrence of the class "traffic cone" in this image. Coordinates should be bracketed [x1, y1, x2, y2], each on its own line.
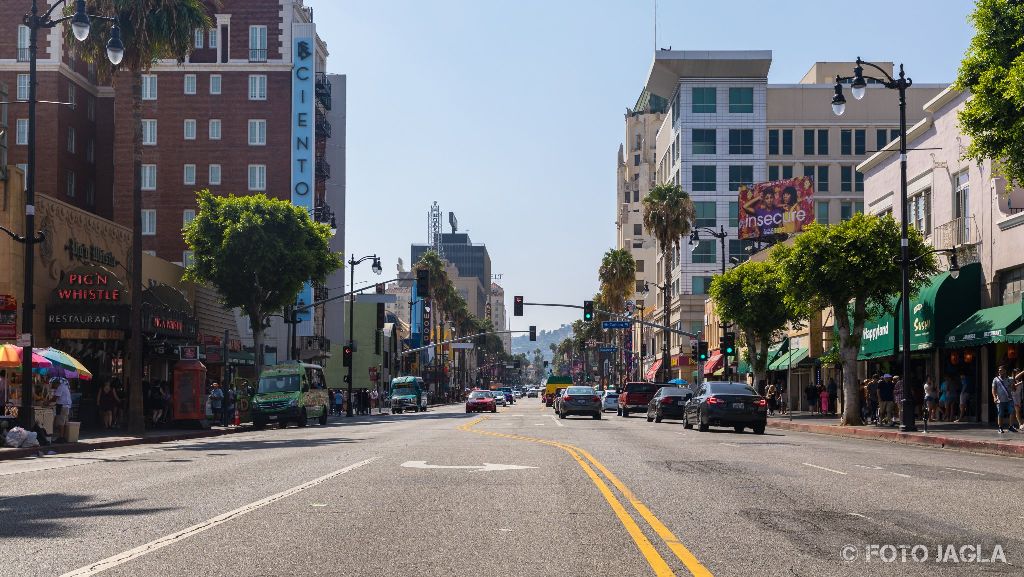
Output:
[233, 408, 240, 426]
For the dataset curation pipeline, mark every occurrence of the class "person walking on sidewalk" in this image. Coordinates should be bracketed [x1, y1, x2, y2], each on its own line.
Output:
[956, 373, 971, 422]
[51, 377, 72, 443]
[209, 383, 224, 425]
[827, 378, 838, 415]
[991, 365, 1016, 434]
[877, 374, 896, 426]
[1011, 368, 1024, 432]
[924, 375, 938, 421]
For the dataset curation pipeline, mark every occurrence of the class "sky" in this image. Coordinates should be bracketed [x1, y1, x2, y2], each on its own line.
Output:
[316, 0, 976, 332]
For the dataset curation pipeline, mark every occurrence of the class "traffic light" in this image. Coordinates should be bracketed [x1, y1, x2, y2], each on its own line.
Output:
[529, 325, 537, 341]
[514, 295, 524, 316]
[583, 300, 594, 321]
[690, 339, 699, 357]
[698, 341, 709, 361]
[722, 332, 736, 356]
[342, 343, 354, 367]
[416, 268, 429, 298]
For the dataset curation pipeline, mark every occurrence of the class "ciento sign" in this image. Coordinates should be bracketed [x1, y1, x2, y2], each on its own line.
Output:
[292, 31, 316, 334]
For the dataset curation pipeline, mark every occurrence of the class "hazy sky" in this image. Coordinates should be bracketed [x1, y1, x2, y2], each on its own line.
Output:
[318, 0, 975, 332]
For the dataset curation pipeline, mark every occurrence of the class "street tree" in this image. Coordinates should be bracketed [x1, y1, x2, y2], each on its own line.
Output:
[642, 183, 695, 382]
[708, 259, 798, 393]
[773, 214, 937, 425]
[183, 191, 341, 378]
[599, 248, 636, 386]
[73, 0, 214, 434]
[955, 0, 1024, 189]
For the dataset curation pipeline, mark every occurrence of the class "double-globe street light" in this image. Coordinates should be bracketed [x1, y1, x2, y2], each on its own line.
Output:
[690, 224, 735, 379]
[12, 0, 123, 427]
[347, 254, 382, 416]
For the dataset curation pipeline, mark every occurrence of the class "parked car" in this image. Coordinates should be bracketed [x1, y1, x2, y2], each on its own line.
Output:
[646, 387, 693, 423]
[601, 391, 619, 412]
[683, 381, 767, 434]
[466, 390, 497, 413]
[557, 386, 602, 420]
[617, 382, 664, 417]
[552, 388, 566, 412]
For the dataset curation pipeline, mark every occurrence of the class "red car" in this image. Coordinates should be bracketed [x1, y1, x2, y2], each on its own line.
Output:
[618, 382, 665, 417]
[466, 390, 497, 413]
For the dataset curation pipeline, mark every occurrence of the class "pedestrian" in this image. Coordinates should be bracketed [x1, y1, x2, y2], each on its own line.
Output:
[937, 375, 950, 421]
[827, 377, 838, 415]
[991, 365, 1016, 433]
[96, 380, 120, 429]
[877, 374, 896, 426]
[956, 373, 971, 422]
[818, 383, 829, 415]
[224, 384, 237, 426]
[867, 375, 880, 424]
[766, 383, 777, 416]
[804, 382, 817, 414]
[51, 377, 72, 443]
[209, 382, 224, 425]
[923, 375, 938, 421]
[150, 382, 165, 426]
[370, 389, 380, 414]
[112, 378, 127, 428]
[1011, 367, 1024, 432]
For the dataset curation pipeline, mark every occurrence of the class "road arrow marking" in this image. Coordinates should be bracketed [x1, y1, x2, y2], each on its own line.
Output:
[401, 460, 537, 472]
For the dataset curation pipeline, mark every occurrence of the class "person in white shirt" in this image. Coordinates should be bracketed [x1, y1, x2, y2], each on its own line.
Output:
[51, 377, 73, 442]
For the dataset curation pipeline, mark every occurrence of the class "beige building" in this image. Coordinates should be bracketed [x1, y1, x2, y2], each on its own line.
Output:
[489, 283, 511, 354]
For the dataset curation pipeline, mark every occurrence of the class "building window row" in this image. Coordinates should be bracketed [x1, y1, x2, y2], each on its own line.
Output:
[138, 73, 265, 100]
[141, 163, 230, 189]
[689, 86, 754, 114]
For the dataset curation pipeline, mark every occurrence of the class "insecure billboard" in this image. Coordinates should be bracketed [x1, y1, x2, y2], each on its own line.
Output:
[737, 176, 815, 240]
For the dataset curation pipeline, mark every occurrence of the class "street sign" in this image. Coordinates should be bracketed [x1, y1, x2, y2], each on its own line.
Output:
[602, 321, 631, 329]
[598, 346, 618, 353]
[16, 333, 31, 347]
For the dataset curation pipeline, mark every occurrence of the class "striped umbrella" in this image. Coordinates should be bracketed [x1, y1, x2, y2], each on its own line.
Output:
[0, 343, 53, 369]
[37, 347, 93, 381]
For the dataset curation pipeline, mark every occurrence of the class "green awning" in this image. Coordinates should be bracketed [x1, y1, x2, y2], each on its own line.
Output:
[944, 301, 1023, 348]
[769, 347, 809, 371]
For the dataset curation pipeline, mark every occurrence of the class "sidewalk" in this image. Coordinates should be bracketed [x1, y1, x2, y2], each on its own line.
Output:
[0, 424, 253, 462]
[768, 412, 1024, 458]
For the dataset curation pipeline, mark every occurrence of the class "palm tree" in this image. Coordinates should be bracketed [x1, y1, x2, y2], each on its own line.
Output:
[73, 0, 214, 434]
[598, 248, 637, 314]
[642, 183, 695, 382]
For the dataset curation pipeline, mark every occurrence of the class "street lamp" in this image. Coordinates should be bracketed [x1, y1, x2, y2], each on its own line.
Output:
[690, 224, 741, 380]
[347, 254, 382, 416]
[833, 56, 916, 430]
[14, 0, 121, 428]
[312, 203, 337, 236]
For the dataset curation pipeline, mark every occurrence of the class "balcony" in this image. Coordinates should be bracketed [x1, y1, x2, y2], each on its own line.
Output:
[315, 72, 332, 110]
[17, 48, 30, 62]
[932, 216, 979, 249]
[248, 48, 267, 63]
[316, 159, 331, 179]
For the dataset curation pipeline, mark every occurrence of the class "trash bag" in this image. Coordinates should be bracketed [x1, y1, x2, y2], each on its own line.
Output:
[4, 426, 37, 448]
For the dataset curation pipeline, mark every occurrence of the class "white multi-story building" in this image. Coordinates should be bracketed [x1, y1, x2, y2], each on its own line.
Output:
[490, 283, 511, 354]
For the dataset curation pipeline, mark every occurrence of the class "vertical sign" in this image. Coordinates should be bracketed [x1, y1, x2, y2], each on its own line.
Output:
[0, 295, 17, 339]
[292, 29, 316, 336]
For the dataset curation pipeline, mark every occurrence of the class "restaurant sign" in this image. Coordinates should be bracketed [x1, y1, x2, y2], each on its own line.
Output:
[64, 237, 117, 268]
[0, 295, 16, 339]
[47, 266, 130, 333]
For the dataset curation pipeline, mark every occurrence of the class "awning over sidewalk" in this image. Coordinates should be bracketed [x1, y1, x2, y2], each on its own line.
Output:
[645, 358, 663, 381]
[768, 347, 809, 371]
[944, 301, 1024, 348]
[703, 353, 723, 375]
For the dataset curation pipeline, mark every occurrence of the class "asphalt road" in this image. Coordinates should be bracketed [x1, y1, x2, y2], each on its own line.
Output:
[1, 399, 1020, 576]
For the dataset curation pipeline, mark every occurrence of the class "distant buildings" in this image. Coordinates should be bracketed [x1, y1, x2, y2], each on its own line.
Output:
[411, 233, 492, 318]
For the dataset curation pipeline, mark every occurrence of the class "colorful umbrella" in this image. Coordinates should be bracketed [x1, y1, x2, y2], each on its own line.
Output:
[0, 343, 53, 369]
[37, 347, 93, 381]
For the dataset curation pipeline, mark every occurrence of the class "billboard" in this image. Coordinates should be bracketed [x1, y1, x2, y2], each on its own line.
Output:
[737, 176, 815, 240]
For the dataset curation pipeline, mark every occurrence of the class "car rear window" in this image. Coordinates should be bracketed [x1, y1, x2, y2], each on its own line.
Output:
[709, 383, 758, 395]
[469, 391, 492, 399]
[625, 383, 660, 394]
[567, 387, 594, 395]
[604, 392, 619, 397]
[659, 387, 690, 397]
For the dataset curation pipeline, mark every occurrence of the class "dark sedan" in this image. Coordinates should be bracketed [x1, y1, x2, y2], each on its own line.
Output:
[557, 386, 602, 420]
[683, 381, 767, 434]
[646, 387, 693, 423]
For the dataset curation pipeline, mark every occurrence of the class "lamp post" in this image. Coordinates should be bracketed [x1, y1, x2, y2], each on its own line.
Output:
[347, 254, 382, 416]
[832, 57, 917, 431]
[690, 224, 734, 379]
[14, 0, 122, 428]
[640, 280, 671, 382]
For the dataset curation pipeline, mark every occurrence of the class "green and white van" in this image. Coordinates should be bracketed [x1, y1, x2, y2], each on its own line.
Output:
[251, 362, 330, 429]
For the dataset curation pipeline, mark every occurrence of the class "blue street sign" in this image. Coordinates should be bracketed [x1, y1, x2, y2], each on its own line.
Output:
[598, 346, 618, 353]
[602, 321, 631, 329]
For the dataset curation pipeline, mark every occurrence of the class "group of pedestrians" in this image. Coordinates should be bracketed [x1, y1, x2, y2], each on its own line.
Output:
[207, 382, 238, 426]
[803, 379, 839, 415]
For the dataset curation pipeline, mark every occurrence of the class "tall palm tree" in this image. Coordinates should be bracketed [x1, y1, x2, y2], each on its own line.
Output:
[642, 183, 695, 382]
[73, 0, 214, 434]
[598, 248, 636, 387]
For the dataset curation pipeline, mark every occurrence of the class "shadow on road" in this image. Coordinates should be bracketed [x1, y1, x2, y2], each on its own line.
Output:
[0, 493, 173, 539]
[162, 436, 363, 453]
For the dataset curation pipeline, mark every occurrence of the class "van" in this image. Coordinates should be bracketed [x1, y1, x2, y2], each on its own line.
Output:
[390, 376, 428, 413]
[251, 362, 331, 429]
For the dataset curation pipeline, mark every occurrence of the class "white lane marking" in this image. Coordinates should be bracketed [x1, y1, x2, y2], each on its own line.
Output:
[889, 472, 913, 479]
[854, 464, 883, 470]
[720, 442, 742, 447]
[802, 462, 847, 475]
[849, 513, 870, 519]
[549, 415, 564, 427]
[59, 457, 378, 576]
[534, 424, 546, 426]
[401, 461, 537, 472]
[945, 467, 984, 476]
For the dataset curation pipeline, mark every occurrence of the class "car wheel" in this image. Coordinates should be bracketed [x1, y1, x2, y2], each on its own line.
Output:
[733, 425, 744, 433]
[683, 413, 693, 430]
[558, 411, 566, 419]
[253, 419, 266, 430]
[319, 407, 328, 426]
[278, 420, 288, 429]
[698, 410, 709, 432]
[593, 412, 601, 420]
[753, 424, 766, 435]
[466, 408, 471, 413]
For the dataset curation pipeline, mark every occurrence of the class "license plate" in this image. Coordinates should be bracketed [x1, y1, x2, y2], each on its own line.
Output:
[678, 400, 686, 405]
[574, 399, 587, 404]
[269, 415, 277, 420]
[732, 402, 744, 409]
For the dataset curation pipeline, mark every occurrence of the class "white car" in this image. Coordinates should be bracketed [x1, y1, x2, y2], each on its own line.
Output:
[512, 390, 523, 399]
[601, 391, 619, 412]
[493, 393, 508, 406]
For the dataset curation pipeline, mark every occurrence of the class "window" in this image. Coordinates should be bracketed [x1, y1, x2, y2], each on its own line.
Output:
[247, 119, 267, 145]
[692, 87, 716, 113]
[194, 28, 204, 48]
[803, 165, 815, 180]
[86, 139, 94, 163]
[728, 87, 753, 113]
[841, 130, 852, 155]
[67, 127, 75, 153]
[183, 209, 196, 229]
[768, 130, 779, 155]
[817, 165, 829, 192]
[816, 201, 830, 225]
[249, 25, 268, 61]
[692, 165, 716, 191]
[85, 181, 95, 206]
[692, 129, 716, 155]
[781, 129, 793, 155]
[183, 251, 195, 267]
[208, 119, 221, 140]
[67, 83, 76, 107]
[248, 75, 267, 100]
[855, 171, 864, 192]
[854, 129, 866, 155]
[692, 277, 713, 295]
[635, 260, 645, 273]
[16, 164, 27, 191]
[15, 119, 28, 145]
[804, 129, 815, 155]
[633, 190, 640, 203]
[66, 171, 75, 198]
[841, 166, 853, 192]
[208, 74, 222, 95]
[633, 154, 640, 166]
[729, 129, 753, 155]
[999, 265, 1024, 305]
[17, 25, 29, 60]
[633, 223, 642, 236]
[909, 189, 931, 235]
[141, 210, 156, 235]
[184, 74, 196, 95]
[768, 165, 778, 181]
[840, 201, 856, 221]
[728, 165, 753, 191]
[692, 240, 716, 264]
[729, 201, 739, 228]
[142, 119, 157, 145]
[209, 28, 217, 49]
[695, 201, 717, 227]
[248, 164, 266, 191]
[782, 165, 793, 179]
[183, 119, 196, 140]
[876, 129, 888, 151]
[183, 164, 196, 185]
[16, 74, 30, 101]
[817, 129, 829, 155]
[624, 190, 630, 204]
[209, 164, 222, 185]
[141, 164, 157, 190]
[141, 74, 157, 100]
[729, 239, 752, 262]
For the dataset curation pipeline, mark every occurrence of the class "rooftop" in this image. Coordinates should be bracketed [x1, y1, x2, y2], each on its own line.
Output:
[642, 50, 773, 99]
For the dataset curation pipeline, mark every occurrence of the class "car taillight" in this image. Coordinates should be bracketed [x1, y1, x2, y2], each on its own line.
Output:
[755, 398, 767, 407]
[660, 397, 673, 405]
[563, 395, 571, 401]
[593, 396, 601, 402]
[706, 396, 722, 405]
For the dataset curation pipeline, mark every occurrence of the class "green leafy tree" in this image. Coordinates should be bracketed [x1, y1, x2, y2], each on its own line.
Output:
[642, 183, 695, 382]
[184, 191, 341, 377]
[708, 259, 799, 392]
[72, 0, 214, 434]
[773, 214, 938, 425]
[955, 0, 1024, 189]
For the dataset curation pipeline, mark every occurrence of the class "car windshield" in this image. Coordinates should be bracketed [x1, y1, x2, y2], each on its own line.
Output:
[709, 383, 759, 395]
[392, 387, 417, 397]
[625, 383, 660, 393]
[257, 373, 300, 394]
[469, 391, 491, 399]
[567, 387, 594, 395]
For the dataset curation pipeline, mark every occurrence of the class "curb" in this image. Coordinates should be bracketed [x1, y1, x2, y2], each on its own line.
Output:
[769, 419, 1024, 458]
[0, 425, 253, 462]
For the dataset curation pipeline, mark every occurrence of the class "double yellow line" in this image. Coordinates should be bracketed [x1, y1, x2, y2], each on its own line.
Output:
[458, 417, 713, 577]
